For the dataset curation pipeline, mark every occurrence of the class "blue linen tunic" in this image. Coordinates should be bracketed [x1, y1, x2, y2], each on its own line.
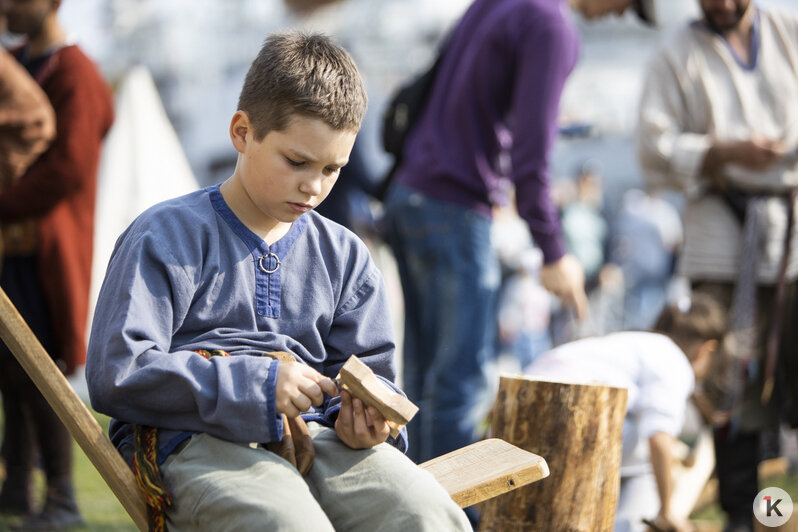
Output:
[86, 185, 403, 459]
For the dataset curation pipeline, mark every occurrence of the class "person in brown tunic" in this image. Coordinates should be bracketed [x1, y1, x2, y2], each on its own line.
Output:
[0, 0, 114, 529]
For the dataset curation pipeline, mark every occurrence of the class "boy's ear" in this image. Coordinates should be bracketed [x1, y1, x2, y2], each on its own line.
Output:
[229, 111, 251, 154]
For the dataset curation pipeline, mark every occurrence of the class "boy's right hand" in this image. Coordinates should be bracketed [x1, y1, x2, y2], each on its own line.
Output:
[275, 362, 339, 417]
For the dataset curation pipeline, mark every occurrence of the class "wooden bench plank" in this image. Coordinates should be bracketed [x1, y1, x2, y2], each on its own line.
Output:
[420, 438, 549, 508]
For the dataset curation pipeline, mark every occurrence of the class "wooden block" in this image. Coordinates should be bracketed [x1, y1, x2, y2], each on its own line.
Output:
[335, 355, 419, 438]
[420, 438, 549, 508]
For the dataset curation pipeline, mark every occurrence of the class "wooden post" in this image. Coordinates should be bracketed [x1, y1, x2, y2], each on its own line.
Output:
[0, 287, 148, 531]
[479, 375, 628, 532]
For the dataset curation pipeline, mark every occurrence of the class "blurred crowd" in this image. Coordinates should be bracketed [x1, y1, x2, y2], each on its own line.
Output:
[1, 0, 797, 531]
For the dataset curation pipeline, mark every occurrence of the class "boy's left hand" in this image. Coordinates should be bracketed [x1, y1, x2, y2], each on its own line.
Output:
[335, 389, 391, 449]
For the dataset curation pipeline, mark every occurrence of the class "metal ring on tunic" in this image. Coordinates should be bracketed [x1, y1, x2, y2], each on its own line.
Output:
[258, 253, 281, 274]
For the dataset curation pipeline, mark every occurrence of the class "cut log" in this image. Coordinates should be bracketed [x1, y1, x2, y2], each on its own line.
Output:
[419, 438, 549, 508]
[335, 354, 419, 438]
[0, 287, 148, 531]
[479, 374, 628, 532]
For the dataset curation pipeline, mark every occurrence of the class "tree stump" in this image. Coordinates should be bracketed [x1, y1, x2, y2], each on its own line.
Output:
[479, 375, 628, 532]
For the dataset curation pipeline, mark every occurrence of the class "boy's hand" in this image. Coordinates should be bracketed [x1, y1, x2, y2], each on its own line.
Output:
[334, 389, 391, 449]
[275, 361, 339, 417]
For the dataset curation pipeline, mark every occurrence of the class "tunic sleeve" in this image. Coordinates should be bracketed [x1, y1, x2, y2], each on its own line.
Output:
[86, 226, 284, 444]
[635, 341, 694, 440]
[319, 260, 408, 451]
[636, 47, 712, 199]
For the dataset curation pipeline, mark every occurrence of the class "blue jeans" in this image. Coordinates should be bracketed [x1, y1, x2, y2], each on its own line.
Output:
[383, 185, 500, 463]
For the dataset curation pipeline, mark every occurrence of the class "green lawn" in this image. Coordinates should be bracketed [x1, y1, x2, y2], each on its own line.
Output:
[1, 402, 797, 531]
[0, 408, 137, 532]
[691, 470, 798, 527]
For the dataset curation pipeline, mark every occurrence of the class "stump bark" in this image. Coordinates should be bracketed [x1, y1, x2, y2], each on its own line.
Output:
[479, 374, 628, 532]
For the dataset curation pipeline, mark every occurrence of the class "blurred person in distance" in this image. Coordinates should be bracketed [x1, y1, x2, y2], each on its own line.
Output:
[637, 0, 798, 530]
[0, 0, 114, 529]
[380, 2, 657, 526]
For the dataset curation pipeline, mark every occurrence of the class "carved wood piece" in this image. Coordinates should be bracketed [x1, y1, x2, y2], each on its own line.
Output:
[335, 355, 419, 438]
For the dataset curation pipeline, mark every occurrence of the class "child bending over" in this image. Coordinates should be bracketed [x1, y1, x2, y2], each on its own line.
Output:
[524, 293, 729, 532]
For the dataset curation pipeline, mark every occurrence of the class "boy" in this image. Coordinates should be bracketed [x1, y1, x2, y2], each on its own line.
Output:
[86, 32, 471, 531]
[524, 294, 729, 532]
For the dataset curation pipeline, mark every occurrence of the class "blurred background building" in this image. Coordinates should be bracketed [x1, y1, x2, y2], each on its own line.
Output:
[51, 0, 792, 208]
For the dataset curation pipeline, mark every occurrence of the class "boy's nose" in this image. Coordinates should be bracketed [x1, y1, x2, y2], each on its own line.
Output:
[299, 175, 324, 196]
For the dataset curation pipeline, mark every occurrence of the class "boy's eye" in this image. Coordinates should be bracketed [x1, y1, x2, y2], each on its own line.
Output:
[324, 167, 341, 177]
[286, 158, 305, 167]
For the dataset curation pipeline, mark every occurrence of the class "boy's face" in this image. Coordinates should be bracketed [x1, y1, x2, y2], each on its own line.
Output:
[232, 113, 356, 233]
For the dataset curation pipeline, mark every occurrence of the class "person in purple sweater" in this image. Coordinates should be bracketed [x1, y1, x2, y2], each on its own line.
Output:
[382, 0, 654, 471]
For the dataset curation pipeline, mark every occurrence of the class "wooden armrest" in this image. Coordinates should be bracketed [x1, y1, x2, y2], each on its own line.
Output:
[420, 438, 549, 508]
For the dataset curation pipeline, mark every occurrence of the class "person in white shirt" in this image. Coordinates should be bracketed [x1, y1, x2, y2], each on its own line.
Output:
[525, 293, 728, 532]
[636, 2, 798, 530]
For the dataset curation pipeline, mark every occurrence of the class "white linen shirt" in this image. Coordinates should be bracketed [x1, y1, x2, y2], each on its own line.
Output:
[636, 8, 798, 283]
[524, 332, 694, 476]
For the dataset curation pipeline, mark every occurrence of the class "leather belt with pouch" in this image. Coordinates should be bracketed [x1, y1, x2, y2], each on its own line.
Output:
[263, 350, 316, 476]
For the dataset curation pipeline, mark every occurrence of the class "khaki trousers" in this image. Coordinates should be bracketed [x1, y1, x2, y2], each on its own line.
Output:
[160, 423, 471, 531]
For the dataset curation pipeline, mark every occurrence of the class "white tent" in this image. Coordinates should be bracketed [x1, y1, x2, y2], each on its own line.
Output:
[87, 65, 200, 342]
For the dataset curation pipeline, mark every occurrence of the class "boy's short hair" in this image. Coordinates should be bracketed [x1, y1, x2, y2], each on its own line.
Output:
[652, 293, 726, 361]
[654, 293, 735, 416]
[238, 31, 368, 140]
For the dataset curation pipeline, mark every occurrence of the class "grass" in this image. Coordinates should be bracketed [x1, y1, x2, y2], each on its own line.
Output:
[1, 401, 797, 531]
[0, 408, 137, 532]
[691, 470, 798, 528]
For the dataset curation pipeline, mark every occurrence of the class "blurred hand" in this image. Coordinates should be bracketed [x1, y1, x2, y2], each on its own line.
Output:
[730, 137, 786, 170]
[540, 254, 589, 320]
[691, 391, 731, 427]
[335, 389, 391, 449]
[275, 361, 338, 417]
[705, 137, 786, 176]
